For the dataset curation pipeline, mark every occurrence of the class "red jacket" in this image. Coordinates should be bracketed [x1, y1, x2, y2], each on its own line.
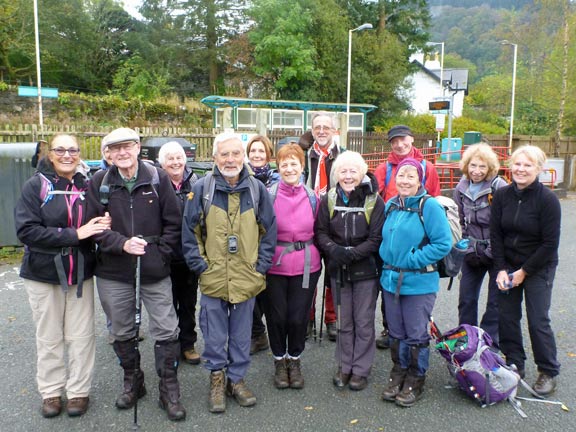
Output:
[374, 147, 440, 202]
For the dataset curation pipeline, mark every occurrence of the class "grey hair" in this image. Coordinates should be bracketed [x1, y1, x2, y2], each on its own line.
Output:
[158, 141, 186, 166]
[330, 151, 368, 186]
[311, 111, 336, 129]
[212, 132, 243, 156]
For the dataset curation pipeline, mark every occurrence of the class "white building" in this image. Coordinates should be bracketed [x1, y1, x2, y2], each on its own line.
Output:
[404, 53, 468, 118]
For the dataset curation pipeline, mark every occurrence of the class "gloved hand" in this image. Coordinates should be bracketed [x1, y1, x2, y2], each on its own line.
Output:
[330, 246, 354, 265]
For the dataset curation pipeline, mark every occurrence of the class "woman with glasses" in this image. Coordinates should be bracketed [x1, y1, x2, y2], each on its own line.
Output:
[158, 141, 201, 366]
[15, 134, 110, 418]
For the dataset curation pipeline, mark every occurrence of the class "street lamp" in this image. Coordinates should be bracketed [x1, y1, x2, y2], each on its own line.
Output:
[427, 41, 445, 97]
[501, 40, 518, 155]
[346, 23, 373, 123]
[33, 0, 44, 133]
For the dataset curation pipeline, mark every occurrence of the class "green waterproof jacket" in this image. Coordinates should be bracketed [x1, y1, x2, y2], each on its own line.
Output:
[182, 165, 277, 303]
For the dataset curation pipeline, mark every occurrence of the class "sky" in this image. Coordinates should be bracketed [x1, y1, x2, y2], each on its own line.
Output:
[121, 0, 143, 19]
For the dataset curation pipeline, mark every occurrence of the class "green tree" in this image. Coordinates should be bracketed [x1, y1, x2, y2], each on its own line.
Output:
[112, 53, 171, 100]
[0, 0, 35, 82]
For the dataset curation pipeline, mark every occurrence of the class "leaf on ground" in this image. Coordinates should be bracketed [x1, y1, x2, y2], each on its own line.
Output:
[567, 352, 576, 357]
[304, 406, 314, 411]
[8, 316, 16, 322]
[350, 419, 359, 424]
[561, 404, 569, 411]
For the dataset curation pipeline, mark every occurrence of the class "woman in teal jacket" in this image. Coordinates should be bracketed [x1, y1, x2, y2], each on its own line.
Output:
[379, 158, 451, 408]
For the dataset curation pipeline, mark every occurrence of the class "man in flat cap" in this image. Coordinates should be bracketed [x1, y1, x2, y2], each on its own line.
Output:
[373, 125, 441, 350]
[86, 128, 186, 421]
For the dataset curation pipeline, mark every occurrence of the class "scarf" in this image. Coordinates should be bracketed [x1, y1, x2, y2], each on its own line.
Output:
[312, 141, 334, 196]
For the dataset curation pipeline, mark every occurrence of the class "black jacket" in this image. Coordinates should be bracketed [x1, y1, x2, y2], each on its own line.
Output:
[86, 161, 182, 284]
[15, 158, 95, 287]
[315, 172, 385, 281]
[490, 179, 560, 274]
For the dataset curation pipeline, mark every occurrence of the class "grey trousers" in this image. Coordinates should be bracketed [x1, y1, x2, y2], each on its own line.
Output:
[332, 277, 378, 378]
[97, 276, 179, 342]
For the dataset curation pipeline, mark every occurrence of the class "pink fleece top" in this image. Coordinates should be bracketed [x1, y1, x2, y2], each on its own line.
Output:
[269, 181, 322, 276]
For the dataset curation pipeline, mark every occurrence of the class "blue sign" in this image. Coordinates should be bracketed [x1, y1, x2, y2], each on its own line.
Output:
[18, 86, 59, 98]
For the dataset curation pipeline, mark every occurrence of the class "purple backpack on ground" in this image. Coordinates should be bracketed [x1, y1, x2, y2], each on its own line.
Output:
[435, 324, 520, 406]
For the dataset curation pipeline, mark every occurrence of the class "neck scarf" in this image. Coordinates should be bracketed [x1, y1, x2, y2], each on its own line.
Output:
[312, 141, 334, 196]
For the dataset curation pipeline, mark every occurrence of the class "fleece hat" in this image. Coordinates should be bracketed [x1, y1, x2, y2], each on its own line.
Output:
[396, 158, 424, 183]
[387, 125, 414, 142]
[101, 128, 140, 153]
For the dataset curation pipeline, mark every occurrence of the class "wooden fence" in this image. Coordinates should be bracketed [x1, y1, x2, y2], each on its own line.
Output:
[2, 124, 576, 161]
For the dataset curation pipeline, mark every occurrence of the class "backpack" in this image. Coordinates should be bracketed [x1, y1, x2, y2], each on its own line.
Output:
[434, 324, 544, 417]
[99, 162, 159, 206]
[38, 173, 85, 207]
[268, 182, 318, 215]
[201, 171, 261, 220]
[327, 187, 378, 224]
[386, 195, 464, 289]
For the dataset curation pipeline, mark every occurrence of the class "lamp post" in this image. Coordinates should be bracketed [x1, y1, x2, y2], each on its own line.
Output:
[33, 0, 44, 134]
[346, 23, 373, 125]
[427, 41, 445, 97]
[501, 40, 518, 155]
[427, 41, 445, 146]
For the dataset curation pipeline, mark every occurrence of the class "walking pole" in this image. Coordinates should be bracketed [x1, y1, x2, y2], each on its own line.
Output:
[318, 282, 327, 346]
[335, 266, 343, 373]
[132, 253, 142, 431]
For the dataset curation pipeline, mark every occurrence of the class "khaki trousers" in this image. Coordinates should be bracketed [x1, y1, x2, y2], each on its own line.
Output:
[24, 278, 95, 399]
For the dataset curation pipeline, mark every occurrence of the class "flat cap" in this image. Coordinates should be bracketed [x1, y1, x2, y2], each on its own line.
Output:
[387, 125, 414, 142]
[102, 128, 140, 149]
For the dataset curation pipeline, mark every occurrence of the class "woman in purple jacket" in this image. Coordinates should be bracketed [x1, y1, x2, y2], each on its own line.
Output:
[263, 144, 322, 390]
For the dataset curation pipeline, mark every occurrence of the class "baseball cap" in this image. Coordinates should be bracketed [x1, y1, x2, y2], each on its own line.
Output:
[387, 125, 414, 142]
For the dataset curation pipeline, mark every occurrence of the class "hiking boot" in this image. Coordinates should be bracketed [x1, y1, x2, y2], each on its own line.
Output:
[182, 347, 201, 365]
[395, 375, 425, 407]
[376, 328, 390, 349]
[209, 370, 226, 413]
[115, 369, 146, 409]
[274, 359, 289, 389]
[333, 369, 351, 389]
[226, 379, 257, 407]
[533, 373, 557, 396]
[326, 322, 337, 342]
[155, 340, 186, 421]
[66, 397, 89, 417]
[349, 375, 368, 391]
[250, 333, 269, 355]
[381, 368, 407, 401]
[41, 397, 62, 418]
[286, 358, 304, 389]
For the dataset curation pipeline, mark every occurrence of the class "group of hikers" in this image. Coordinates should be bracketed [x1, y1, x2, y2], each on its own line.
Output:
[15, 112, 561, 422]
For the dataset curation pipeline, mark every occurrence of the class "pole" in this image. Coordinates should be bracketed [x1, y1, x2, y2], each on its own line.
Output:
[33, 0, 44, 135]
[334, 266, 343, 374]
[132, 254, 142, 430]
[345, 23, 372, 152]
[509, 44, 517, 155]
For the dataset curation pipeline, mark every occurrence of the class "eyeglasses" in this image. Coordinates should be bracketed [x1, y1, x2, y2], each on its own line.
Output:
[313, 125, 334, 133]
[108, 142, 137, 153]
[50, 147, 80, 156]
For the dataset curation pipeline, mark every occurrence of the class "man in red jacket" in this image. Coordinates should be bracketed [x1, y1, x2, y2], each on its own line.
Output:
[373, 125, 440, 348]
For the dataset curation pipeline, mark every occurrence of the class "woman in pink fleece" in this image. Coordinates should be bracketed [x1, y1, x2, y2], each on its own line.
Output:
[263, 143, 322, 390]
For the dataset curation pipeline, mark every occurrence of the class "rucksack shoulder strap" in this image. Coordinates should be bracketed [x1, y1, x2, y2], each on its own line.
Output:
[202, 172, 216, 217]
[247, 176, 261, 220]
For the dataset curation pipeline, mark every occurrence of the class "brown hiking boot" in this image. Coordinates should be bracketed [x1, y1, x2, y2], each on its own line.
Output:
[274, 359, 289, 389]
[381, 367, 407, 401]
[182, 347, 201, 365]
[250, 333, 269, 355]
[533, 373, 557, 396]
[395, 375, 425, 407]
[286, 358, 304, 389]
[376, 328, 390, 349]
[66, 397, 89, 417]
[116, 369, 146, 409]
[209, 370, 226, 413]
[226, 379, 257, 407]
[41, 396, 62, 418]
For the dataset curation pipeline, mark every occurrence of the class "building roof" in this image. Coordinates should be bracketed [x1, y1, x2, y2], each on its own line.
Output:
[410, 60, 469, 95]
[201, 95, 377, 113]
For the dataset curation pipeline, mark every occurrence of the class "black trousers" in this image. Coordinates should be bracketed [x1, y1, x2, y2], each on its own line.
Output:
[170, 261, 198, 352]
[263, 271, 321, 358]
[498, 263, 560, 376]
[251, 291, 267, 338]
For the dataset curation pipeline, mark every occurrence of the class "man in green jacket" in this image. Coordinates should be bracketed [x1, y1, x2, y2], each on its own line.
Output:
[182, 133, 277, 413]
